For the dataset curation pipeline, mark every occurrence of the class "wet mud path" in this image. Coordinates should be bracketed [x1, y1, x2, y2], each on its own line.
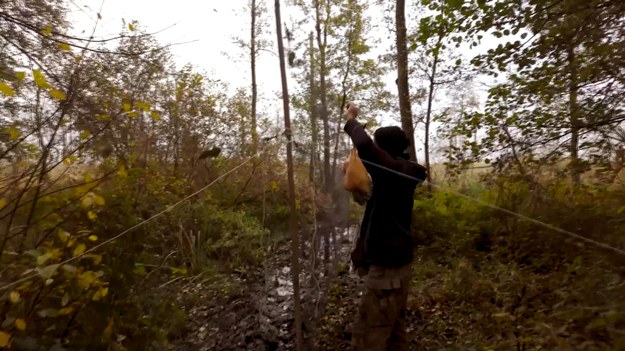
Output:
[170, 226, 358, 351]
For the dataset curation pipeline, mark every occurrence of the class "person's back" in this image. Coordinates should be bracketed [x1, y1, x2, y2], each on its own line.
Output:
[342, 102, 425, 351]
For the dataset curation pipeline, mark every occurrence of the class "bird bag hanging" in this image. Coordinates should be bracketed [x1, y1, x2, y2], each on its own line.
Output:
[343, 148, 371, 205]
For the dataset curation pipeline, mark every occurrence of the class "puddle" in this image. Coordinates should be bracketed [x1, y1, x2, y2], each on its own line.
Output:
[276, 275, 293, 297]
[267, 225, 358, 301]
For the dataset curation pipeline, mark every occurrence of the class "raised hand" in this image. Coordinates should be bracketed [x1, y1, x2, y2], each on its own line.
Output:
[345, 101, 359, 120]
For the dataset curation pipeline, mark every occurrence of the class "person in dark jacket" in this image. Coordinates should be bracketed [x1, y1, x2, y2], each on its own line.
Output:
[343, 102, 426, 351]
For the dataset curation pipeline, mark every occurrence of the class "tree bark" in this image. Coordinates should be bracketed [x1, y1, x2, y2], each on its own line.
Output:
[568, 45, 581, 183]
[502, 124, 527, 178]
[308, 32, 318, 184]
[314, 0, 332, 193]
[424, 54, 438, 191]
[331, 21, 354, 182]
[314, 0, 332, 275]
[250, 0, 259, 154]
[274, 1, 303, 349]
[395, 0, 417, 162]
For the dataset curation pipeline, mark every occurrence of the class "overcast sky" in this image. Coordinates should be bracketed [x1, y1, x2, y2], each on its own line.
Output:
[67, 0, 505, 161]
[68, 1, 281, 91]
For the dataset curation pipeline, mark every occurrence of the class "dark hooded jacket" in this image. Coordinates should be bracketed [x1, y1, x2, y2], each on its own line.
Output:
[344, 119, 426, 268]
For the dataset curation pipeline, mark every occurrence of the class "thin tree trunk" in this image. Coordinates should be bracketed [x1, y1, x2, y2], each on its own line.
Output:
[396, 0, 417, 162]
[274, 1, 302, 349]
[424, 54, 438, 191]
[568, 45, 581, 183]
[314, 0, 332, 193]
[314, 0, 332, 275]
[250, 0, 259, 155]
[447, 136, 453, 175]
[502, 124, 527, 177]
[331, 226, 338, 271]
[308, 32, 318, 184]
[323, 223, 330, 275]
[331, 23, 354, 182]
[240, 114, 246, 156]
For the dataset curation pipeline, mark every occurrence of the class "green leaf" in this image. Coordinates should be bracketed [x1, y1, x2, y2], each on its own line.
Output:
[133, 264, 147, 276]
[87, 211, 97, 221]
[0, 331, 10, 347]
[0, 82, 15, 96]
[94, 195, 105, 206]
[9, 291, 20, 304]
[446, 0, 464, 9]
[41, 26, 53, 36]
[32, 70, 51, 89]
[136, 101, 151, 111]
[66, 236, 77, 248]
[150, 111, 160, 120]
[92, 287, 108, 301]
[73, 244, 86, 256]
[37, 264, 60, 279]
[77, 271, 98, 288]
[170, 267, 187, 275]
[8, 126, 21, 141]
[56, 230, 70, 243]
[15, 72, 25, 81]
[58, 42, 71, 51]
[81, 194, 94, 208]
[36, 253, 53, 266]
[15, 319, 26, 331]
[118, 165, 128, 177]
[59, 306, 74, 315]
[61, 292, 70, 306]
[62, 154, 76, 165]
[128, 23, 135, 31]
[84, 254, 102, 265]
[49, 89, 66, 100]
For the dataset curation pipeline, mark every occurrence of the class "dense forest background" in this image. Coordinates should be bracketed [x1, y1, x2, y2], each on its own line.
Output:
[1, 0, 624, 350]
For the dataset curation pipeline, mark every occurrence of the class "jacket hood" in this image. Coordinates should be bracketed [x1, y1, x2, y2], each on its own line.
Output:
[373, 126, 410, 158]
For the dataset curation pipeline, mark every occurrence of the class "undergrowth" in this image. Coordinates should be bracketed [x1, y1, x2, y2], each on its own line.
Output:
[410, 176, 625, 350]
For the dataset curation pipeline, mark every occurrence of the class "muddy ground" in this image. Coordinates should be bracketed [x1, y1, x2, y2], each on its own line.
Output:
[169, 226, 359, 351]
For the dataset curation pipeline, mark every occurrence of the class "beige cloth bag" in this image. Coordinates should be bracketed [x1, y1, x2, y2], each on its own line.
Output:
[342, 148, 371, 204]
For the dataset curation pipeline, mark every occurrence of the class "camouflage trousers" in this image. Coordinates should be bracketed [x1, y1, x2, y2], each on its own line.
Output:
[351, 264, 412, 351]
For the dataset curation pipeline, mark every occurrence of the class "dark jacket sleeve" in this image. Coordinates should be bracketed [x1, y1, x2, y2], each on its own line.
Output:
[344, 119, 407, 173]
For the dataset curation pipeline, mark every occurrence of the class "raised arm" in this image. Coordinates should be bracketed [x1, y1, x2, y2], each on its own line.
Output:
[343, 119, 407, 173]
[342, 102, 408, 173]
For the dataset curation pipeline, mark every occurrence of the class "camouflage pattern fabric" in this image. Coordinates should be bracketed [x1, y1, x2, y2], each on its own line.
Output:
[351, 264, 412, 351]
